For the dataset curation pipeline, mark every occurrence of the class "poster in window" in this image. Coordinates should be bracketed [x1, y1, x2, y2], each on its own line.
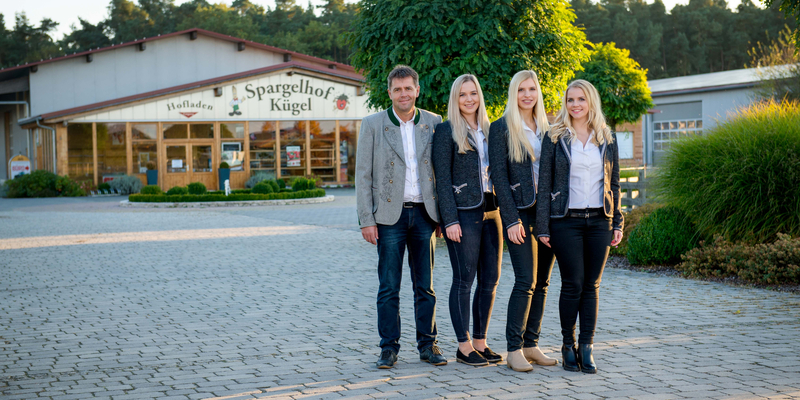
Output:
[286, 146, 301, 167]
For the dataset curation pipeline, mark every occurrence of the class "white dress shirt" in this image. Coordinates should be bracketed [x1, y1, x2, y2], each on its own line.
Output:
[470, 126, 492, 193]
[568, 130, 604, 209]
[523, 123, 543, 192]
[393, 108, 422, 202]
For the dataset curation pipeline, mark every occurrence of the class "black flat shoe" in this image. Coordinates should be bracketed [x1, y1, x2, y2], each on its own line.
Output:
[456, 349, 489, 366]
[478, 346, 503, 363]
[377, 348, 397, 369]
[562, 345, 580, 372]
[577, 343, 597, 374]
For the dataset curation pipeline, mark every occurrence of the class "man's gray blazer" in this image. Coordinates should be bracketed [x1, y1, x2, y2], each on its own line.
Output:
[356, 108, 443, 227]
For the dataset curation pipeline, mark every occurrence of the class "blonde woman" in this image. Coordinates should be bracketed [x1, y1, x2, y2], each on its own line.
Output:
[433, 74, 503, 366]
[487, 70, 559, 372]
[535, 79, 624, 374]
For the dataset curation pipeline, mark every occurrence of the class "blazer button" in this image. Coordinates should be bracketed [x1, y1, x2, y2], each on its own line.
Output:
[385, 127, 388, 131]
[429, 177, 432, 181]
[389, 180, 393, 183]
[391, 162, 394, 165]
[388, 199, 391, 202]
[424, 160, 428, 164]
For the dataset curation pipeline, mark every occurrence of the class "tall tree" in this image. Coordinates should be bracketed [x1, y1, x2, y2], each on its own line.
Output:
[763, 0, 800, 45]
[60, 18, 111, 53]
[575, 42, 654, 131]
[349, 0, 589, 116]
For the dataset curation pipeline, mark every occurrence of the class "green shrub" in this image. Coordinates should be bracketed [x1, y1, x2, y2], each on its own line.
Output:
[610, 203, 664, 256]
[129, 188, 326, 203]
[656, 100, 800, 244]
[98, 182, 111, 191]
[280, 188, 292, 193]
[146, 162, 156, 170]
[252, 182, 274, 194]
[246, 172, 273, 188]
[678, 234, 800, 285]
[109, 175, 144, 194]
[267, 180, 279, 192]
[276, 178, 286, 189]
[187, 182, 207, 195]
[292, 177, 309, 191]
[166, 186, 189, 195]
[219, 161, 230, 169]
[141, 185, 163, 195]
[627, 206, 698, 265]
[5, 170, 85, 198]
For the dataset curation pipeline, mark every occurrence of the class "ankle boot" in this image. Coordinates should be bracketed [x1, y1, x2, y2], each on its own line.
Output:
[523, 346, 558, 366]
[577, 343, 596, 374]
[561, 345, 580, 372]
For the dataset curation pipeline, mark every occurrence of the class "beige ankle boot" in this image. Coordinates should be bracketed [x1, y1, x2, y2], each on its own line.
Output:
[523, 346, 558, 366]
[506, 349, 534, 372]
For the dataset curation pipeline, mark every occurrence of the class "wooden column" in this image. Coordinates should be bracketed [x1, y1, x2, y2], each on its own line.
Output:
[334, 120, 341, 184]
[275, 121, 281, 179]
[157, 122, 164, 191]
[305, 120, 311, 176]
[243, 121, 250, 176]
[56, 124, 68, 176]
[125, 122, 132, 175]
[92, 122, 98, 186]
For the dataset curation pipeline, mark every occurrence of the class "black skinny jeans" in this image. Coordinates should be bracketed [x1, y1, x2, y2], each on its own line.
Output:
[444, 204, 502, 343]
[505, 208, 557, 352]
[549, 213, 613, 345]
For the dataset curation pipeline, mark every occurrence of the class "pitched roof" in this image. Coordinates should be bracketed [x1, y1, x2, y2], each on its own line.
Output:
[648, 65, 795, 96]
[0, 28, 356, 75]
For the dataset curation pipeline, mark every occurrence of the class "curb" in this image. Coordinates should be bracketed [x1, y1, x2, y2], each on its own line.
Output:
[120, 195, 335, 208]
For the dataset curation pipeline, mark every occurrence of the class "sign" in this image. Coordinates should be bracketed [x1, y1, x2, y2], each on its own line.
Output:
[9, 155, 31, 179]
[286, 146, 301, 167]
[171, 159, 183, 169]
[72, 73, 370, 122]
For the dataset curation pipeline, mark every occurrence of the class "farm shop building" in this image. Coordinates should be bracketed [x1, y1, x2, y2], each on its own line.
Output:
[0, 28, 370, 190]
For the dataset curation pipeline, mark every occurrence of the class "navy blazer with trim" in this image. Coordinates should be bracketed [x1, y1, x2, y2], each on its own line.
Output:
[488, 117, 539, 231]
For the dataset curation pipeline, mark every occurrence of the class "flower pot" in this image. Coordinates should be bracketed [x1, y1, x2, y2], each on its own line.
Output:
[218, 168, 230, 190]
[146, 170, 158, 185]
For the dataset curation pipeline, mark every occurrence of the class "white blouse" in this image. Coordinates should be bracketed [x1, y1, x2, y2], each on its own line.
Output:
[568, 130, 604, 209]
[522, 123, 542, 192]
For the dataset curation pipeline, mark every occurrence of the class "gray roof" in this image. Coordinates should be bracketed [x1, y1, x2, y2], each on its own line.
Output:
[648, 65, 796, 95]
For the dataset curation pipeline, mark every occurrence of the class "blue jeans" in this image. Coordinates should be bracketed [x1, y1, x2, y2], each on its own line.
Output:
[444, 207, 502, 343]
[376, 205, 438, 353]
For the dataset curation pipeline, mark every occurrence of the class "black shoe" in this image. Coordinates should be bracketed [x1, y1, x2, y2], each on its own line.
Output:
[456, 349, 489, 366]
[477, 346, 503, 363]
[420, 345, 448, 366]
[377, 348, 397, 369]
[562, 345, 580, 372]
[577, 343, 597, 374]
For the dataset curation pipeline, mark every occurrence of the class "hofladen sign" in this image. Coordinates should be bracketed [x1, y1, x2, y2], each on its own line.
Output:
[71, 72, 370, 122]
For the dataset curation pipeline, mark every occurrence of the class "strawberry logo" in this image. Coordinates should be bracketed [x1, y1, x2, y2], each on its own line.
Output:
[334, 93, 349, 111]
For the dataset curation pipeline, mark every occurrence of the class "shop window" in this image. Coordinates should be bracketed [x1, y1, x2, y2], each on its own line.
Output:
[339, 121, 359, 183]
[96, 123, 127, 181]
[280, 121, 306, 179]
[163, 123, 187, 139]
[190, 124, 214, 139]
[249, 121, 276, 177]
[132, 123, 157, 140]
[192, 145, 213, 172]
[221, 123, 245, 139]
[309, 121, 335, 182]
[166, 145, 187, 173]
[67, 124, 94, 184]
[133, 142, 157, 173]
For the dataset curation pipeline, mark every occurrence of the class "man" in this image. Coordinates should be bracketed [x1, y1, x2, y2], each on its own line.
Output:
[356, 65, 446, 369]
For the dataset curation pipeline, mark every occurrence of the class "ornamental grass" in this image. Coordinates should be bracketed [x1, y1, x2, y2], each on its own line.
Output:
[654, 100, 800, 244]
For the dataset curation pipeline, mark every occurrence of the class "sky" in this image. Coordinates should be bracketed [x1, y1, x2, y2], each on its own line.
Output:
[3, 0, 747, 41]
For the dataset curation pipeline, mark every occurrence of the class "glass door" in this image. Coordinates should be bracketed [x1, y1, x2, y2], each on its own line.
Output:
[164, 144, 188, 190]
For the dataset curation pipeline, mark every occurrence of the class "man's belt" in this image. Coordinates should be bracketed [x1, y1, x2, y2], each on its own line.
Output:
[403, 202, 424, 208]
[567, 208, 603, 218]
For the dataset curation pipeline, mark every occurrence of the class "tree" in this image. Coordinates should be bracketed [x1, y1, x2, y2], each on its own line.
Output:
[749, 26, 800, 102]
[763, 0, 800, 46]
[60, 18, 111, 53]
[348, 0, 589, 116]
[574, 42, 654, 131]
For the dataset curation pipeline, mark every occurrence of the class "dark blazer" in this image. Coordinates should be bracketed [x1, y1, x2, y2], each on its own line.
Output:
[535, 131, 624, 238]
[433, 121, 494, 228]
[488, 117, 538, 231]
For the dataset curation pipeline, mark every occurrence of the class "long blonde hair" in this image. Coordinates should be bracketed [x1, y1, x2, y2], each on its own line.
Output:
[503, 70, 550, 163]
[549, 79, 613, 145]
[447, 74, 491, 154]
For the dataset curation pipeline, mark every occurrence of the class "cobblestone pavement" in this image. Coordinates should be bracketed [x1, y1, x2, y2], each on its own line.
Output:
[1, 189, 799, 400]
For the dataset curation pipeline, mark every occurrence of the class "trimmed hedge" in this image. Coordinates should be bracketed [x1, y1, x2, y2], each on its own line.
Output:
[166, 186, 189, 195]
[627, 206, 699, 265]
[609, 203, 664, 256]
[4, 170, 85, 197]
[129, 188, 326, 202]
[677, 234, 800, 285]
[141, 185, 162, 195]
[187, 182, 207, 195]
[252, 182, 275, 194]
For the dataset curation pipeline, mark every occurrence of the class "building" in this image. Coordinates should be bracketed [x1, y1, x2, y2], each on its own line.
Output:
[0, 28, 371, 190]
[641, 66, 790, 166]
